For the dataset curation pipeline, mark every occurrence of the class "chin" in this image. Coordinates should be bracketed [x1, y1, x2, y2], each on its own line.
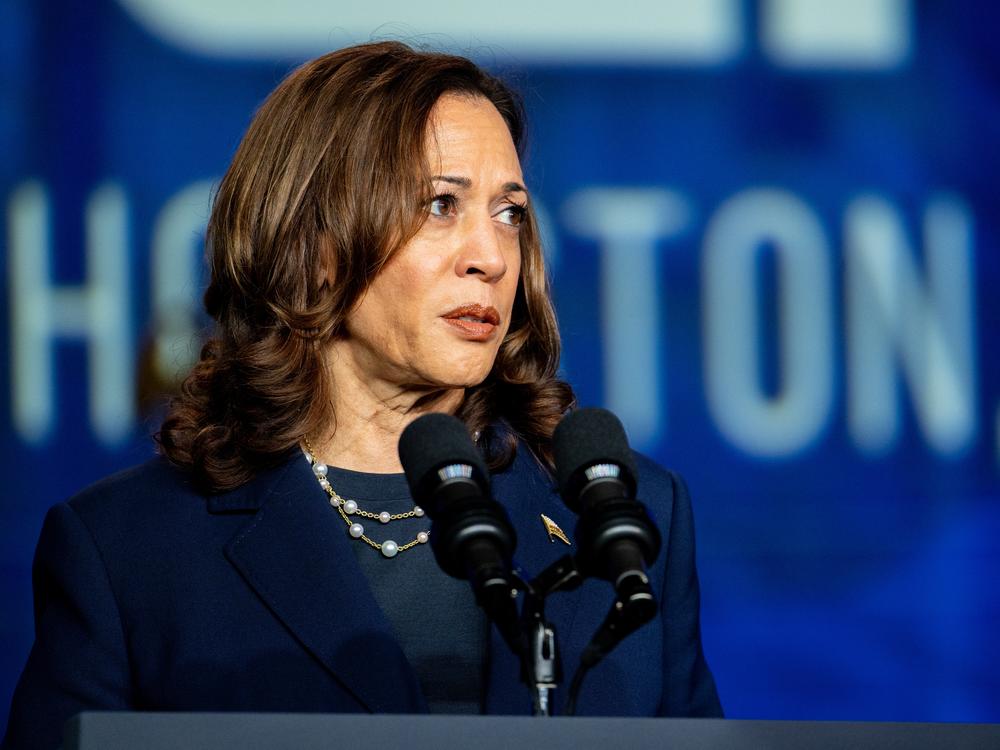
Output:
[455, 371, 494, 389]
[434, 360, 495, 389]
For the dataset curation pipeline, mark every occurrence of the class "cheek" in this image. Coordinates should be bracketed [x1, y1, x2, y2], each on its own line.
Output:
[350, 274, 410, 341]
[363, 265, 438, 348]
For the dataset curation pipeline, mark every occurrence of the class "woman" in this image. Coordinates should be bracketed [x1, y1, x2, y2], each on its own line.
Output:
[3, 41, 721, 749]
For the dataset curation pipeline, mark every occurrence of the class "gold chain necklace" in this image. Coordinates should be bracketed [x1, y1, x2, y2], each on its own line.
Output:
[302, 439, 429, 558]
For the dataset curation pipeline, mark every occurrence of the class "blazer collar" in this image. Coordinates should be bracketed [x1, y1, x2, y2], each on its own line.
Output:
[220, 453, 426, 713]
[206, 455, 297, 513]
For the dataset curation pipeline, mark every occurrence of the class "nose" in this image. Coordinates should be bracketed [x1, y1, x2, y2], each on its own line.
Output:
[454, 213, 509, 282]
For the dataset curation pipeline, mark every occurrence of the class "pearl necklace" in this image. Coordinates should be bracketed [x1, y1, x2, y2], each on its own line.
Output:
[303, 441, 430, 558]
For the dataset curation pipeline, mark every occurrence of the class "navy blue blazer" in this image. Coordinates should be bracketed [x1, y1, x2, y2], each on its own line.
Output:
[3, 444, 721, 749]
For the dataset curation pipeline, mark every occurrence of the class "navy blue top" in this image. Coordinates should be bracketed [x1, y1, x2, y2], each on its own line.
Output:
[320, 462, 487, 714]
[2, 443, 722, 750]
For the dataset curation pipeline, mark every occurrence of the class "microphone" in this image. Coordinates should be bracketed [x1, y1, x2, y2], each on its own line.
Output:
[553, 408, 664, 713]
[552, 408, 661, 644]
[398, 413, 521, 653]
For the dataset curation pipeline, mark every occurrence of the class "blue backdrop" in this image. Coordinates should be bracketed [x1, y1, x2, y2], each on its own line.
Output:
[2, 0, 998, 727]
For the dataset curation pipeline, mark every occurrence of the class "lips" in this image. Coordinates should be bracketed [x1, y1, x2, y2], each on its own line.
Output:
[441, 304, 501, 341]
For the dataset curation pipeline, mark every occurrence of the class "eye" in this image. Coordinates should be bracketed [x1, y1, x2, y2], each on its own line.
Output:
[428, 193, 457, 218]
[496, 203, 527, 227]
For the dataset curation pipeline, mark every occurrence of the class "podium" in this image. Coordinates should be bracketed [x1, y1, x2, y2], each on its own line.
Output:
[65, 712, 1000, 750]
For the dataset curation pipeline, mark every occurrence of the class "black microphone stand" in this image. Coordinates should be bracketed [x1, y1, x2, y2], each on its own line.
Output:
[511, 555, 583, 716]
[507, 552, 658, 717]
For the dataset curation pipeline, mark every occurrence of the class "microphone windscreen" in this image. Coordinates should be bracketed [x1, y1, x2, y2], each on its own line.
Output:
[552, 408, 638, 500]
[398, 413, 489, 499]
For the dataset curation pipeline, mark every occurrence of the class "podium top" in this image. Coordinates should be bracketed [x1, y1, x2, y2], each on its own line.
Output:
[65, 712, 1000, 750]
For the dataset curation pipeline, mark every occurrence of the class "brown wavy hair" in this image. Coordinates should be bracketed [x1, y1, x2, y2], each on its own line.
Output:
[157, 41, 575, 492]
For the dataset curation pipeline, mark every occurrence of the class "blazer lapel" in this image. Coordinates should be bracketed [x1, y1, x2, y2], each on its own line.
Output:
[221, 455, 426, 713]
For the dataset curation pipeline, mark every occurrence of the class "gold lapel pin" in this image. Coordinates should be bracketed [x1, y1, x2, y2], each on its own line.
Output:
[540, 514, 571, 545]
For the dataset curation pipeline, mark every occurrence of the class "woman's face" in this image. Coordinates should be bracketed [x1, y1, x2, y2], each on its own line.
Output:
[338, 93, 525, 393]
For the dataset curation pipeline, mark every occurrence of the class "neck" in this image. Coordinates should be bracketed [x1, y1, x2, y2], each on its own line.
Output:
[308, 348, 465, 474]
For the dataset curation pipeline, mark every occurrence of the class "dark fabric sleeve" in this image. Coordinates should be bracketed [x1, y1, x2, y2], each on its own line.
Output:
[657, 471, 723, 717]
[2, 503, 132, 750]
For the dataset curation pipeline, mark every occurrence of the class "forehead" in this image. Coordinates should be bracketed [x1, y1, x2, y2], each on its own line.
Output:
[425, 94, 521, 176]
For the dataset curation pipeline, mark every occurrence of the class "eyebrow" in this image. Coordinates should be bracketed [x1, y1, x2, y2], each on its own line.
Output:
[433, 175, 528, 195]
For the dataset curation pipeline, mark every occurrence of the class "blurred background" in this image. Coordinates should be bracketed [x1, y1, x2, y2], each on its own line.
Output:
[2, 0, 998, 727]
